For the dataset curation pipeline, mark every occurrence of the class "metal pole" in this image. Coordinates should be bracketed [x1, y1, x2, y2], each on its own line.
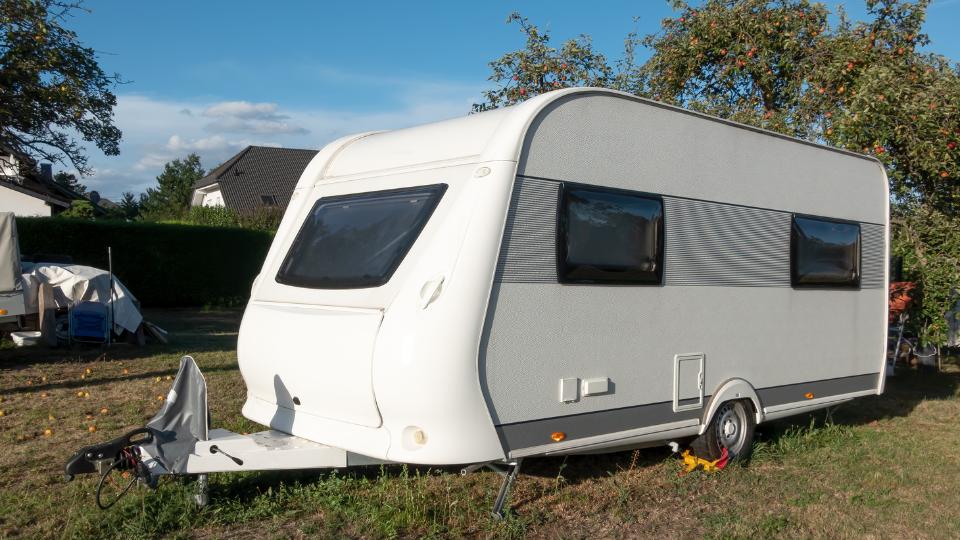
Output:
[107, 246, 114, 346]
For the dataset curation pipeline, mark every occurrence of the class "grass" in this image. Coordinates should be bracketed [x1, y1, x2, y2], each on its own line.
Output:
[1, 309, 958, 539]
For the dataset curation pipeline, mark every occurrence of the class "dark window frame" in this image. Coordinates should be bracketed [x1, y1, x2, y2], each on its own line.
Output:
[275, 183, 447, 290]
[790, 213, 862, 289]
[260, 194, 278, 207]
[555, 182, 665, 286]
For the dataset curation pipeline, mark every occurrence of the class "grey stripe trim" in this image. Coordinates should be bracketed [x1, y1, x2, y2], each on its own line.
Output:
[495, 176, 886, 288]
[494, 177, 559, 283]
[756, 372, 879, 408]
[860, 224, 885, 289]
[664, 197, 791, 288]
[496, 372, 879, 452]
[495, 399, 703, 452]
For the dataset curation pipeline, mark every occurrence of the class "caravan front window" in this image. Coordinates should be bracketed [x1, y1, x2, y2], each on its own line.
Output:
[276, 184, 446, 289]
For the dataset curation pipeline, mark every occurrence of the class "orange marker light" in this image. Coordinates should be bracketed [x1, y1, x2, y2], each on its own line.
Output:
[0, 309, 7, 315]
[804, 392, 815, 399]
[550, 431, 566, 442]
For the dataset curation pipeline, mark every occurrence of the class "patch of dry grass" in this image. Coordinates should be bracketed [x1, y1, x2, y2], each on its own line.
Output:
[1, 310, 957, 539]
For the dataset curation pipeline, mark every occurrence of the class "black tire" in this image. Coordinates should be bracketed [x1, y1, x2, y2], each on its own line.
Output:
[690, 400, 755, 462]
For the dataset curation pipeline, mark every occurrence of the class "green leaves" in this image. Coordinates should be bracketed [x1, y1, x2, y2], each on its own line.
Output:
[138, 154, 205, 221]
[892, 206, 960, 345]
[0, 0, 121, 176]
[472, 13, 612, 112]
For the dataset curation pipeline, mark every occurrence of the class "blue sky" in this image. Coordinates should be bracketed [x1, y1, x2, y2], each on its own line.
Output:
[64, 1, 960, 199]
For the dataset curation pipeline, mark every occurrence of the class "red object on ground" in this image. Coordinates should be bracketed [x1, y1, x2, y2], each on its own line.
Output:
[889, 282, 916, 323]
[715, 447, 730, 470]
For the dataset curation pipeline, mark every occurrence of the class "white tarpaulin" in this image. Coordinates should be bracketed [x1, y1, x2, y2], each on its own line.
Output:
[20, 263, 143, 334]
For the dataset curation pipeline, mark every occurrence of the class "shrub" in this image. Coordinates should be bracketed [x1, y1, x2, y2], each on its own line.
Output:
[58, 200, 96, 220]
[16, 218, 274, 307]
[892, 205, 960, 346]
[237, 206, 284, 232]
[187, 205, 239, 228]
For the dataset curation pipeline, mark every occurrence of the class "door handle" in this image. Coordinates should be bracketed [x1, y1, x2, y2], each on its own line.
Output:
[419, 276, 445, 309]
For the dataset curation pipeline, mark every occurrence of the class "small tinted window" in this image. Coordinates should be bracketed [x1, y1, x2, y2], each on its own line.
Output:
[791, 215, 861, 288]
[276, 184, 446, 289]
[558, 184, 663, 284]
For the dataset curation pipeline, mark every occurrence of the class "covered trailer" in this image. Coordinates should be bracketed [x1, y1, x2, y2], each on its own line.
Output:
[67, 88, 889, 514]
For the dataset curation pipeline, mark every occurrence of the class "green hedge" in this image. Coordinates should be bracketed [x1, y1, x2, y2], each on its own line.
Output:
[15, 218, 275, 307]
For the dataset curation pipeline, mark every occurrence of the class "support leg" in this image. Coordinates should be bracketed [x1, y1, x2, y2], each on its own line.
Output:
[491, 458, 522, 520]
[193, 474, 209, 507]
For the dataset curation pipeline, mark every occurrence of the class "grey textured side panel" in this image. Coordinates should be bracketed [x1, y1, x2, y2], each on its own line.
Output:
[496, 373, 880, 453]
[757, 372, 879, 407]
[495, 176, 884, 288]
[516, 93, 886, 225]
[494, 177, 559, 283]
[860, 224, 885, 289]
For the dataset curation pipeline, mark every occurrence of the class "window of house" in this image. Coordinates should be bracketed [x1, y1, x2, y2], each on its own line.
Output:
[791, 215, 861, 288]
[261, 194, 278, 206]
[557, 184, 664, 284]
[276, 184, 446, 289]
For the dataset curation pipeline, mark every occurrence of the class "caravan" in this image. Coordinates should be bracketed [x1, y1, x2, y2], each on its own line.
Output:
[67, 88, 889, 514]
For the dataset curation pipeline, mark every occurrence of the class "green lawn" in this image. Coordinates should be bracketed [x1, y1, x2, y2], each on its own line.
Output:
[1, 309, 957, 539]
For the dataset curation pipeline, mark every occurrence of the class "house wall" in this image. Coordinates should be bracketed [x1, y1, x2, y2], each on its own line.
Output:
[201, 188, 225, 207]
[0, 184, 51, 217]
[0, 154, 18, 177]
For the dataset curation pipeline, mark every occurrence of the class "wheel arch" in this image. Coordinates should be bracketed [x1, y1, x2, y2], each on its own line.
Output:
[699, 378, 763, 435]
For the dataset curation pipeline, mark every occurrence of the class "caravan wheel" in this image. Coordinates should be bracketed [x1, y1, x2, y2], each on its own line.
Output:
[691, 400, 755, 462]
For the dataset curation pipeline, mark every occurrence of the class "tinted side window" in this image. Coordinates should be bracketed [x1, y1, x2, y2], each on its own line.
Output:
[276, 184, 446, 289]
[791, 215, 861, 288]
[558, 185, 663, 284]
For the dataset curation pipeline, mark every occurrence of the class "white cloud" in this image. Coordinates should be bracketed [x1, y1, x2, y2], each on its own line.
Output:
[202, 101, 285, 120]
[204, 117, 309, 135]
[79, 75, 484, 199]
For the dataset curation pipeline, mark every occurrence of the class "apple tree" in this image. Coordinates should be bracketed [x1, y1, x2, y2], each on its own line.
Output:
[473, 12, 613, 112]
[0, 0, 122, 176]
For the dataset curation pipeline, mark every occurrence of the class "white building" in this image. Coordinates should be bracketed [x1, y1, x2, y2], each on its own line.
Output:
[0, 154, 73, 217]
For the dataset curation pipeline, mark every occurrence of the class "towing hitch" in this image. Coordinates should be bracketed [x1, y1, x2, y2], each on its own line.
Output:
[63, 356, 209, 508]
[64, 427, 154, 481]
[63, 355, 380, 509]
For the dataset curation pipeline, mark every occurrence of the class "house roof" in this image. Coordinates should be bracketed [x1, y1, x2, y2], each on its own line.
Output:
[0, 173, 75, 208]
[0, 147, 85, 209]
[193, 146, 318, 213]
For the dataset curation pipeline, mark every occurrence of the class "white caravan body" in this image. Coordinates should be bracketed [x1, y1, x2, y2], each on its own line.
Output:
[238, 88, 889, 466]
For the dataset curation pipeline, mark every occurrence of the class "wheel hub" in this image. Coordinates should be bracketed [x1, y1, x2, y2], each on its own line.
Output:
[716, 404, 745, 452]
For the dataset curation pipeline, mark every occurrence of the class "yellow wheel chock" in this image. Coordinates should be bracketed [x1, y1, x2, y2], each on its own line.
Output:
[680, 447, 729, 474]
